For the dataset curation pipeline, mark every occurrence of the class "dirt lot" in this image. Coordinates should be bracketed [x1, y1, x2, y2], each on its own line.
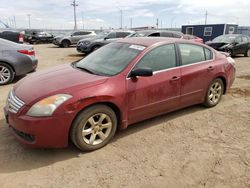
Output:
[0, 44, 250, 188]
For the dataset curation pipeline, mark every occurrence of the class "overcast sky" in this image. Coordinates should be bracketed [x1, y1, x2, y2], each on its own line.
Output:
[0, 0, 249, 30]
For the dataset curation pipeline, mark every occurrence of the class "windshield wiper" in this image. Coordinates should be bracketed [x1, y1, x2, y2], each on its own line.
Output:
[75, 65, 95, 74]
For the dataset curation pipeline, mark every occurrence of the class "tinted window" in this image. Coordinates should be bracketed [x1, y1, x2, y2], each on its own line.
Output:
[148, 32, 160, 37]
[179, 44, 206, 65]
[107, 32, 116, 39]
[79, 32, 91, 35]
[135, 44, 176, 72]
[204, 48, 213, 60]
[117, 32, 130, 38]
[161, 32, 173, 37]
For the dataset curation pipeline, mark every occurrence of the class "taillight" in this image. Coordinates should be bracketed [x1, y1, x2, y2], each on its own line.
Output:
[18, 34, 24, 43]
[18, 49, 35, 56]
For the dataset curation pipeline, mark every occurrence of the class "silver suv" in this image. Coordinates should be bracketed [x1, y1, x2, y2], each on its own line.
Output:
[53, 31, 96, 48]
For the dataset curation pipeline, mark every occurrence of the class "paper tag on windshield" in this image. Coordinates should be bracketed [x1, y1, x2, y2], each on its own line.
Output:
[129, 45, 146, 51]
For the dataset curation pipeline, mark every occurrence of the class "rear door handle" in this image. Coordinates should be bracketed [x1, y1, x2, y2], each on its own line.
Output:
[207, 66, 214, 71]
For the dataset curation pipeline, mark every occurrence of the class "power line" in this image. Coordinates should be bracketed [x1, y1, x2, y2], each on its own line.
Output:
[71, 0, 78, 30]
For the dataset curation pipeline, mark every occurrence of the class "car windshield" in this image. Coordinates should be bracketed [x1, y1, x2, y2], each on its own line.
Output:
[136, 31, 152, 37]
[75, 42, 144, 76]
[213, 35, 236, 43]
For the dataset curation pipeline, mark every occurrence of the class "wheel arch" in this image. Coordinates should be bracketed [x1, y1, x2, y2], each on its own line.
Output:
[68, 101, 122, 142]
[215, 75, 227, 94]
[0, 61, 16, 74]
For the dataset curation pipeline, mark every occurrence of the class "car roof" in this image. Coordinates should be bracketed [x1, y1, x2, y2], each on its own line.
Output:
[137, 30, 183, 35]
[118, 37, 188, 47]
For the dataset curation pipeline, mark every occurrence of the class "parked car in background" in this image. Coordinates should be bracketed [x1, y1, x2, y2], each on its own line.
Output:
[0, 30, 24, 43]
[0, 22, 24, 43]
[25, 31, 54, 44]
[182, 34, 204, 43]
[206, 34, 250, 57]
[0, 38, 38, 85]
[4, 38, 235, 151]
[53, 31, 96, 48]
[135, 30, 184, 38]
[76, 30, 135, 54]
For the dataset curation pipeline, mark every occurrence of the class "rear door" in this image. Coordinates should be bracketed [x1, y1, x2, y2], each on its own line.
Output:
[127, 43, 181, 124]
[178, 43, 214, 107]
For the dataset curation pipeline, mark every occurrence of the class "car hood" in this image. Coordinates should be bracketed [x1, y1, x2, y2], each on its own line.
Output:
[206, 41, 231, 50]
[14, 64, 108, 104]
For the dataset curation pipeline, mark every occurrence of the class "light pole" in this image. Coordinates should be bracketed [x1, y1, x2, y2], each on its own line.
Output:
[27, 14, 31, 29]
[117, 7, 123, 29]
[71, 0, 78, 30]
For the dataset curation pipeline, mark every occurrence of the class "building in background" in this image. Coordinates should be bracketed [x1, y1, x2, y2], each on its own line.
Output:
[181, 24, 238, 42]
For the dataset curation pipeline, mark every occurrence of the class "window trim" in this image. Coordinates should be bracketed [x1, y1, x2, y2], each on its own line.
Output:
[177, 43, 215, 68]
[204, 27, 213, 36]
[127, 43, 179, 79]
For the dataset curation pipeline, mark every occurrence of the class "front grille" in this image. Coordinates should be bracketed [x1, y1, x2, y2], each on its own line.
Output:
[7, 90, 25, 113]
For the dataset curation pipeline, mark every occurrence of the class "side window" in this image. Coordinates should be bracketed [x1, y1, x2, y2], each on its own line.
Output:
[179, 44, 206, 65]
[79, 32, 91, 35]
[161, 32, 173, 37]
[135, 44, 176, 72]
[172, 34, 182, 38]
[148, 32, 160, 37]
[107, 32, 116, 39]
[204, 48, 213, 60]
[116, 32, 130, 38]
[204, 27, 212, 36]
[72, 32, 80, 36]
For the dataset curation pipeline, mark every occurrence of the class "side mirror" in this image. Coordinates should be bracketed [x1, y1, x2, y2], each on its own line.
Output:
[129, 67, 153, 78]
[104, 37, 109, 40]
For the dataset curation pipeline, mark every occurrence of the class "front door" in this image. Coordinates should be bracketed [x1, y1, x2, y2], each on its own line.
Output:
[126, 44, 181, 124]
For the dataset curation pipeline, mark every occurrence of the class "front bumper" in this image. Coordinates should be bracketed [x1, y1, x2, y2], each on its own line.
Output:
[76, 44, 91, 53]
[53, 39, 60, 46]
[3, 106, 74, 148]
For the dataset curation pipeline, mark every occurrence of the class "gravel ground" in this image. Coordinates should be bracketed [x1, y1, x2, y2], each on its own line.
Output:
[0, 44, 250, 188]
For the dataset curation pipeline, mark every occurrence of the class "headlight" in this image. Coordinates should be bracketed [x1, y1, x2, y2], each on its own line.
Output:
[83, 41, 90, 45]
[27, 94, 72, 117]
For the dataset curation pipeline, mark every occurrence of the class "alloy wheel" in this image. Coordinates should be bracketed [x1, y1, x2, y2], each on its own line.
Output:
[208, 81, 222, 105]
[0, 65, 11, 84]
[81, 113, 112, 145]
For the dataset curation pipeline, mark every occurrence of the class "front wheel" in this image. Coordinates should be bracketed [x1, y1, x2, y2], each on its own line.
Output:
[61, 40, 70, 48]
[70, 105, 117, 151]
[203, 78, 224, 107]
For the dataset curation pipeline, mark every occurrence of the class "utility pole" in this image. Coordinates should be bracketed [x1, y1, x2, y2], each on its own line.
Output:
[130, 17, 133, 29]
[13, 16, 16, 28]
[27, 14, 31, 29]
[205, 10, 208, 25]
[71, 0, 78, 30]
[117, 8, 123, 29]
[81, 11, 84, 30]
[156, 18, 159, 28]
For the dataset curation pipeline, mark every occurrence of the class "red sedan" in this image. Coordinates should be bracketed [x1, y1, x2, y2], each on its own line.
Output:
[4, 37, 235, 151]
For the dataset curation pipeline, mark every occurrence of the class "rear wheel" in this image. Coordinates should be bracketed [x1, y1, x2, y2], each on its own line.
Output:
[244, 49, 250, 57]
[0, 63, 14, 85]
[70, 105, 117, 151]
[61, 40, 70, 48]
[203, 78, 224, 107]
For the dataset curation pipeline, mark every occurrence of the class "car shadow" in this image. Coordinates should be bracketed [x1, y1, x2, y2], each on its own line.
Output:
[0, 104, 206, 173]
[112, 104, 206, 142]
[68, 53, 86, 58]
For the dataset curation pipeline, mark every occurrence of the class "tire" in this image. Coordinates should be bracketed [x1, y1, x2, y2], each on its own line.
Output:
[70, 105, 117, 151]
[244, 49, 250, 57]
[61, 40, 70, 48]
[203, 78, 224, 107]
[0, 63, 14, 85]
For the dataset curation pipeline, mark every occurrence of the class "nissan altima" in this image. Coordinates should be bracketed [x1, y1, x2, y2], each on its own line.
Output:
[4, 37, 235, 151]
